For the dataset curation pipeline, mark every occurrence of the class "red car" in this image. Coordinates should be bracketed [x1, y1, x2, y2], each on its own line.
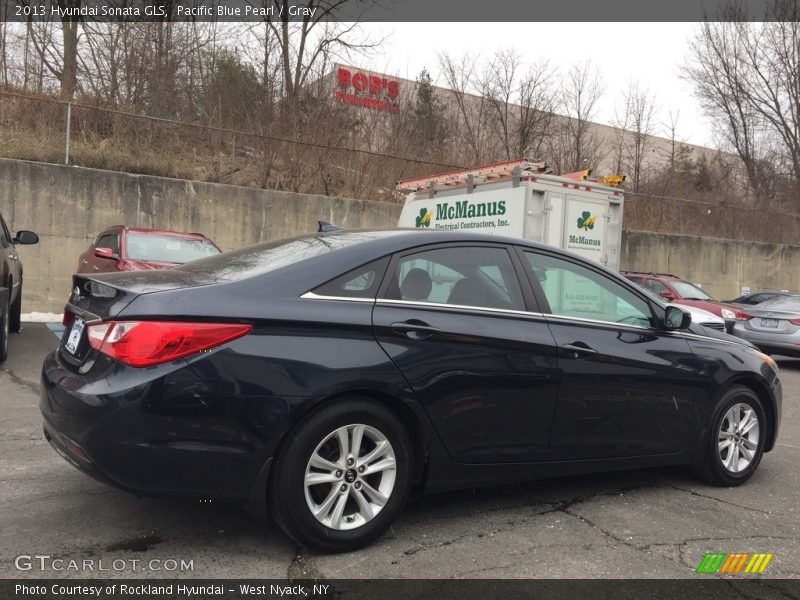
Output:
[77, 226, 221, 274]
[621, 271, 749, 321]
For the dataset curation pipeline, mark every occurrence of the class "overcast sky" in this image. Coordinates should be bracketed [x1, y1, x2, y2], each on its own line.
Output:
[357, 22, 713, 149]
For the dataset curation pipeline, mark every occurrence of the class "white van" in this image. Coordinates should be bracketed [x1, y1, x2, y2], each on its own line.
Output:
[397, 160, 625, 271]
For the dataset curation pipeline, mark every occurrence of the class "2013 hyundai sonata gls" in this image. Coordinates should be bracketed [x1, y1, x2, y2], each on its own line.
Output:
[41, 229, 781, 552]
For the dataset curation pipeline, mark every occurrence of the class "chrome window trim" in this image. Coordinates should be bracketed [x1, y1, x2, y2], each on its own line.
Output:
[376, 298, 542, 318]
[540, 312, 651, 331]
[300, 291, 376, 303]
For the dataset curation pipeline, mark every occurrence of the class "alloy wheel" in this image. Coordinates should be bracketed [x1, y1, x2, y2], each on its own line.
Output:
[718, 402, 760, 473]
[304, 423, 397, 530]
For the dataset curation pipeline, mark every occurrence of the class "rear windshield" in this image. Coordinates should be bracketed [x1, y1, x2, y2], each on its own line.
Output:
[175, 232, 389, 281]
[126, 233, 219, 264]
[757, 296, 800, 311]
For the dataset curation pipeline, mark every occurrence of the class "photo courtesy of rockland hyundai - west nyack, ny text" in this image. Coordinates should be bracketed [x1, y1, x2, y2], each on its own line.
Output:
[1, 2, 800, 599]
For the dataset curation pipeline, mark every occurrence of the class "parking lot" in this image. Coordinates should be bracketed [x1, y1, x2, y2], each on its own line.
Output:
[2, 323, 799, 580]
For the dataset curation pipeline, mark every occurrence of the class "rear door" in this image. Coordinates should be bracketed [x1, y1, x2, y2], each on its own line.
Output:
[372, 243, 558, 464]
[0, 213, 19, 302]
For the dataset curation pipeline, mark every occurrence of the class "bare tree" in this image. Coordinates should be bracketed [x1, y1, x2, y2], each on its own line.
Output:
[439, 51, 491, 164]
[613, 79, 656, 193]
[551, 62, 604, 173]
[479, 50, 557, 160]
[684, 4, 800, 203]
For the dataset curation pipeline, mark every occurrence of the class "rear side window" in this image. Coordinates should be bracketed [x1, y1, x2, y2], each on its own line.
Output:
[385, 246, 525, 311]
[313, 257, 389, 299]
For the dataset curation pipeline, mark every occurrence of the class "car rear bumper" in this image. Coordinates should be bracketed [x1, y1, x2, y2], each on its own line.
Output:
[731, 327, 800, 357]
[39, 348, 301, 504]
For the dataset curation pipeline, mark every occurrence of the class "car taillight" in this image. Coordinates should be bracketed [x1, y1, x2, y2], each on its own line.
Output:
[62, 308, 74, 328]
[736, 312, 753, 321]
[86, 321, 252, 368]
[789, 318, 800, 325]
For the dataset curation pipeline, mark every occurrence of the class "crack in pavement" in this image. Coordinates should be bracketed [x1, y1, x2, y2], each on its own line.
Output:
[0, 367, 41, 397]
[657, 482, 773, 515]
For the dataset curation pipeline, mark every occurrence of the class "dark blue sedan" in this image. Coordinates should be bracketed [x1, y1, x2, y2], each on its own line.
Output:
[41, 229, 781, 552]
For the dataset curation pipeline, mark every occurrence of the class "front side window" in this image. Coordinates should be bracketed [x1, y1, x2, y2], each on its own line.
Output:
[0, 215, 11, 248]
[96, 233, 120, 255]
[387, 246, 525, 311]
[525, 252, 652, 327]
[645, 278, 669, 295]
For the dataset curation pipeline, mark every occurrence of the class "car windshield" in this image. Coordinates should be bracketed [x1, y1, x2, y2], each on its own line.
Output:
[126, 233, 220, 264]
[671, 280, 713, 301]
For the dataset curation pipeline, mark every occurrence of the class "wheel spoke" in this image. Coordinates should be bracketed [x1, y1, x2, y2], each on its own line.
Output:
[336, 427, 350, 463]
[359, 440, 389, 467]
[742, 438, 757, 451]
[309, 452, 340, 472]
[741, 417, 758, 435]
[351, 425, 365, 460]
[738, 410, 752, 433]
[363, 456, 396, 476]
[361, 480, 388, 506]
[352, 487, 373, 520]
[732, 407, 741, 430]
[718, 439, 733, 452]
[313, 487, 339, 519]
[305, 472, 339, 486]
[740, 445, 754, 461]
[719, 431, 734, 440]
[330, 491, 349, 529]
[730, 446, 740, 472]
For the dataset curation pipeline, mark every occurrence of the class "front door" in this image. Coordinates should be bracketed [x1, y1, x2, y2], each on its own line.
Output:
[520, 249, 703, 461]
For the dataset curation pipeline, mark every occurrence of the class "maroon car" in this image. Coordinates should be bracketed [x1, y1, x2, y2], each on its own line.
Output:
[77, 226, 221, 274]
[621, 271, 750, 321]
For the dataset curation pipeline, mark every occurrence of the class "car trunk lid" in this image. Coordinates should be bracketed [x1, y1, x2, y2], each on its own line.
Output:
[59, 271, 222, 367]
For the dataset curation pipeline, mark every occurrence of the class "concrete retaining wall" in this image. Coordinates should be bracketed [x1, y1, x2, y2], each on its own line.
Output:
[0, 158, 402, 312]
[621, 230, 800, 301]
[0, 157, 797, 312]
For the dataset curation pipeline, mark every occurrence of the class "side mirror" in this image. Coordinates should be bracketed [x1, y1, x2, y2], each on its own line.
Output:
[13, 230, 38, 245]
[664, 306, 692, 330]
[94, 247, 118, 260]
[659, 289, 675, 301]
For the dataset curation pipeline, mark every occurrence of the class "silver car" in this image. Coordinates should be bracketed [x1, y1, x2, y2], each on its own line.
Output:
[732, 296, 800, 357]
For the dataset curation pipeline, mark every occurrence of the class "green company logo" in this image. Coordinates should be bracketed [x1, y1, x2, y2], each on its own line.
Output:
[415, 208, 432, 228]
[577, 211, 598, 231]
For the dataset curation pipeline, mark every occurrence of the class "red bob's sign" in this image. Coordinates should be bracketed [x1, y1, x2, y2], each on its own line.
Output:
[334, 67, 400, 114]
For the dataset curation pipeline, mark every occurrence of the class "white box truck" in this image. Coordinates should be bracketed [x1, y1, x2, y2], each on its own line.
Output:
[397, 159, 625, 271]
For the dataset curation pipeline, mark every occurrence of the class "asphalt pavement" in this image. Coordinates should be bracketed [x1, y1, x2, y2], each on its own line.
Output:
[1, 324, 798, 579]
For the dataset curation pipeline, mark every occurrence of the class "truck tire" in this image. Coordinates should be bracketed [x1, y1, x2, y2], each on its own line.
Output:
[9, 286, 21, 333]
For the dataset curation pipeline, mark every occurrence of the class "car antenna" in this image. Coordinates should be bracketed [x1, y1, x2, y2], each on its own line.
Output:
[317, 221, 342, 233]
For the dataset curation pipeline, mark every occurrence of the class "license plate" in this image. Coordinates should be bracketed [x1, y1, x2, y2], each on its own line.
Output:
[761, 318, 779, 328]
[64, 317, 85, 354]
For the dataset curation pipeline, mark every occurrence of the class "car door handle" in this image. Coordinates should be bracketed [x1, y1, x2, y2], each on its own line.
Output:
[563, 343, 599, 359]
[391, 320, 440, 340]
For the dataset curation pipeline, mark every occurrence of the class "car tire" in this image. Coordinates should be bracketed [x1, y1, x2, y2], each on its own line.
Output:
[697, 385, 766, 486]
[270, 397, 414, 553]
[0, 293, 9, 363]
[9, 286, 21, 333]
